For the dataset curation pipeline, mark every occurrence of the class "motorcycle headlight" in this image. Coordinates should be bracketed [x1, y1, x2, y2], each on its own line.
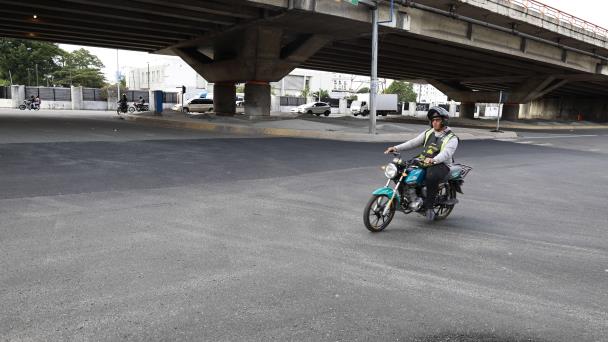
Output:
[384, 163, 398, 179]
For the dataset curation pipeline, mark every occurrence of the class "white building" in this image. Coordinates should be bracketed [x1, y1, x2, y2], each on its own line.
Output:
[270, 68, 392, 98]
[126, 59, 394, 101]
[412, 83, 448, 104]
[125, 58, 211, 100]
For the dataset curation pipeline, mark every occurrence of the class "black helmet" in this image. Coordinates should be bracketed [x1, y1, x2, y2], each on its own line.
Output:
[427, 106, 449, 127]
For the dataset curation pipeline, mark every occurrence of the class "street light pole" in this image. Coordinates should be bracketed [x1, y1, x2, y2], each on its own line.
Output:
[35, 64, 39, 86]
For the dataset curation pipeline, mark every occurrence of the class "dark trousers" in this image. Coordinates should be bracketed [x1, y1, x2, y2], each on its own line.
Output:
[424, 163, 449, 210]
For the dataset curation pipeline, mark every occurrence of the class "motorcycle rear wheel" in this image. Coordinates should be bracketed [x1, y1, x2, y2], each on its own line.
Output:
[363, 195, 396, 232]
[433, 185, 456, 220]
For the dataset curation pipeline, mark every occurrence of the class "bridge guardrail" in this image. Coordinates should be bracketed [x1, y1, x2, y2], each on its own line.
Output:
[504, 0, 607, 38]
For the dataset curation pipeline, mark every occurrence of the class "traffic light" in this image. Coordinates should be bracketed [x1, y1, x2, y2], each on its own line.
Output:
[182, 85, 186, 93]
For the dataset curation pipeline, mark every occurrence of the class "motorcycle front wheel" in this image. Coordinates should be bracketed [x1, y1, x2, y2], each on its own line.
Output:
[363, 195, 396, 232]
[128, 106, 136, 113]
[18, 105, 26, 110]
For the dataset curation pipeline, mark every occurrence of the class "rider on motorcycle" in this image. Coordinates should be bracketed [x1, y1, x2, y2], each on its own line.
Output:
[384, 106, 459, 221]
[33, 95, 41, 110]
[134, 96, 145, 111]
[117, 93, 128, 113]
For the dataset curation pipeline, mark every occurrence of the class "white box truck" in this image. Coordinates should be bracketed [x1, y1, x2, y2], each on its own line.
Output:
[350, 93, 398, 116]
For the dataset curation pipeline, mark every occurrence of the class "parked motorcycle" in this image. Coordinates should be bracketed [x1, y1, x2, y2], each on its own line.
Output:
[363, 153, 472, 232]
[18, 100, 40, 111]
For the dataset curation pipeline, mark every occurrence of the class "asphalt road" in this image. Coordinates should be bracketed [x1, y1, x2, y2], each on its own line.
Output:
[1, 111, 607, 341]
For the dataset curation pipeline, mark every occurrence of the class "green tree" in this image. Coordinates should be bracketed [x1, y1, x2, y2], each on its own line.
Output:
[53, 48, 105, 87]
[236, 84, 245, 93]
[300, 84, 310, 98]
[101, 75, 127, 101]
[311, 89, 329, 100]
[383, 80, 417, 102]
[357, 87, 369, 93]
[0, 38, 62, 86]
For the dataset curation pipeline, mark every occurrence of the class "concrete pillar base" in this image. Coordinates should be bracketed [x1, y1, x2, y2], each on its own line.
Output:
[71, 86, 83, 110]
[407, 102, 417, 116]
[244, 82, 270, 116]
[502, 104, 520, 120]
[12, 85, 24, 108]
[459, 102, 476, 119]
[214, 82, 236, 116]
[448, 102, 457, 117]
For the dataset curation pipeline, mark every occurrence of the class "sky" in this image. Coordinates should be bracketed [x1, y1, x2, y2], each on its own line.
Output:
[59, 0, 608, 83]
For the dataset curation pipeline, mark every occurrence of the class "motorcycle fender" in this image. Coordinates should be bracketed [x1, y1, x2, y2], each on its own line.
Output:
[372, 187, 400, 205]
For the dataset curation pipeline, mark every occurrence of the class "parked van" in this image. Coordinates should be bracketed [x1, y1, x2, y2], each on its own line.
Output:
[183, 98, 214, 113]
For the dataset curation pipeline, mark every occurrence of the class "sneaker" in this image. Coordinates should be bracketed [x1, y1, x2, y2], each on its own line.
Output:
[426, 209, 436, 222]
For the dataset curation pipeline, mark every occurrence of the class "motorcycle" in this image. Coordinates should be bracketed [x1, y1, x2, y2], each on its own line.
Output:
[128, 102, 149, 113]
[363, 153, 472, 232]
[18, 100, 40, 111]
[116, 102, 129, 115]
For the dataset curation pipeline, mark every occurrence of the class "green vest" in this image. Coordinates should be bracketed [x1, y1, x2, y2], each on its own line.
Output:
[418, 128, 456, 161]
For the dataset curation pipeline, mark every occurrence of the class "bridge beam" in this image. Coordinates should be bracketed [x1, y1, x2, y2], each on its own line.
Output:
[173, 25, 331, 116]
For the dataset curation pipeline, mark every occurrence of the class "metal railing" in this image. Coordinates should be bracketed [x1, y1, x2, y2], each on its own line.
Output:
[0, 86, 10, 99]
[504, 0, 608, 38]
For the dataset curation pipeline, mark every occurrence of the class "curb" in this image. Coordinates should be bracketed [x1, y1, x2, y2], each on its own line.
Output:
[387, 117, 608, 130]
[125, 114, 518, 142]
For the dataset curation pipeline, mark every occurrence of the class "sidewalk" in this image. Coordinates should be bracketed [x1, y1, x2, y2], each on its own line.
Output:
[125, 111, 518, 142]
[386, 115, 608, 130]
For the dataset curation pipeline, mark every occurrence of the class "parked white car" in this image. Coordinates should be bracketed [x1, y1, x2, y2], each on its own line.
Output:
[179, 98, 214, 113]
[290, 102, 331, 116]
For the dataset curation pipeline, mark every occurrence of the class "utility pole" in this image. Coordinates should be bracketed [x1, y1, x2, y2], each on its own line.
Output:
[147, 62, 150, 90]
[369, 3, 378, 134]
[345, 0, 380, 134]
[116, 49, 120, 100]
[35, 64, 39, 86]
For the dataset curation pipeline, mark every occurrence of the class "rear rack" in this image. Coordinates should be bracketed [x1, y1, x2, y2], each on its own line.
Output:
[453, 164, 473, 179]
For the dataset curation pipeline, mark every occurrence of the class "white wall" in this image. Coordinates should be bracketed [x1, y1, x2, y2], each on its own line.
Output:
[0, 99, 12, 108]
[83, 101, 108, 110]
[39, 101, 72, 110]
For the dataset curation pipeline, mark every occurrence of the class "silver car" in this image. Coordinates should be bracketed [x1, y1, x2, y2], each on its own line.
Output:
[292, 102, 331, 116]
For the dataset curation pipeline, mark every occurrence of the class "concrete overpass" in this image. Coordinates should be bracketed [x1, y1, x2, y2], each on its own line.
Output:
[1, 0, 607, 120]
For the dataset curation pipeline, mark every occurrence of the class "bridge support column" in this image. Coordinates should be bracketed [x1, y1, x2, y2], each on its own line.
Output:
[213, 82, 236, 116]
[502, 104, 520, 121]
[172, 25, 331, 117]
[244, 82, 271, 117]
[459, 102, 476, 119]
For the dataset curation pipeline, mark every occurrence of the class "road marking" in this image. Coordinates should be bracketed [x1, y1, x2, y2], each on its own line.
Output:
[534, 143, 554, 147]
[515, 141, 534, 144]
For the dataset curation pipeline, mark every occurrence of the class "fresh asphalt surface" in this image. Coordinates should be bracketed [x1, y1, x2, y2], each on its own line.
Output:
[1, 111, 607, 341]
